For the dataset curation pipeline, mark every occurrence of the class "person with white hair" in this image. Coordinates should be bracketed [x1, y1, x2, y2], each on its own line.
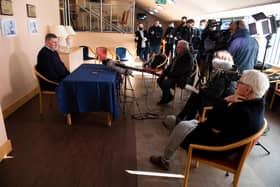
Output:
[164, 50, 236, 127]
[150, 69, 270, 170]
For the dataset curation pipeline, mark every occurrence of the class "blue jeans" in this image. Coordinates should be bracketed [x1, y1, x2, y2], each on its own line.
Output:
[139, 47, 148, 63]
[150, 44, 161, 55]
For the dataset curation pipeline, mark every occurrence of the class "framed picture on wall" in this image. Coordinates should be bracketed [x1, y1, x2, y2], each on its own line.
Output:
[0, 0, 13, 16]
[1, 18, 16, 37]
[28, 19, 39, 35]
[26, 4, 36, 18]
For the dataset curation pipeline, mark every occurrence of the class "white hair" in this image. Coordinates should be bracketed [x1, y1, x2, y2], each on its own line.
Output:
[177, 40, 189, 51]
[212, 50, 234, 71]
[241, 70, 270, 98]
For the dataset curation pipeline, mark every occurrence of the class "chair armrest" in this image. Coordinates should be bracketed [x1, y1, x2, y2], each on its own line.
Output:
[34, 68, 59, 86]
[190, 119, 267, 152]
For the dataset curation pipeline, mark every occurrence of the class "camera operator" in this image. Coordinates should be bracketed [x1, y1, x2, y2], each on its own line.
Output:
[198, 19, 231, 78]
[228, 20, 259, 74]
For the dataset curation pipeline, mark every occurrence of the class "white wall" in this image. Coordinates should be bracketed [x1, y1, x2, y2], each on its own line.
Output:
[0, 0, 60, 110]
[0, 106, 7, 146]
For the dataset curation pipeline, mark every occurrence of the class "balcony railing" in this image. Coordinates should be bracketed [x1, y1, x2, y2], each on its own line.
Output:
[60, 1, 135, 33]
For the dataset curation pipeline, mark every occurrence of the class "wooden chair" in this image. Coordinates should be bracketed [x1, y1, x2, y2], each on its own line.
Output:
[173, 61, 200, 106]
[183, 119, 268, 187]
[269, 80, 280, 109]
[198, 106, 214, 122]
[33, 67, 59, 114]
[143, 53, 168, 87]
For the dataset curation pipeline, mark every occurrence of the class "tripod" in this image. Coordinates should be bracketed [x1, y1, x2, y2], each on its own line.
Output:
[121, 74, 136, 116]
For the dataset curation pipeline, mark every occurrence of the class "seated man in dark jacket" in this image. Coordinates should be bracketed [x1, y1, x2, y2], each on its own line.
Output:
[157, 40, 194, 105]
[150, 70, 269, 170]
[36, 33, 70, 91]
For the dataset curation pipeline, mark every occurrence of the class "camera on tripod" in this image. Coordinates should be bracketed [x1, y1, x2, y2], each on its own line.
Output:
[220, 65, 240, 81]
[202, 19, 231, 52]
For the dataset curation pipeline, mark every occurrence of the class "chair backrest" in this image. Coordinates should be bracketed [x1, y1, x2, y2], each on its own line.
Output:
[80, 45, 89, 58]
[149, 54, 167, 69]
[33, 66, 59, 92]
[96, 47, 108, 61]
[116, 47, 127, 60]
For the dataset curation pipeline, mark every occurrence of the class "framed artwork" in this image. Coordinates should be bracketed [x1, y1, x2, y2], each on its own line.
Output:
[1, 18, 16, 37]
[28, 19, 39, 35]
[0, 0, 13, 16]
[26, 4, 36, 18]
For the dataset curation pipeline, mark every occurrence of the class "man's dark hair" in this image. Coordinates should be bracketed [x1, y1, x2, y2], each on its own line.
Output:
[200, 19, 206, 24]
[45, 33, 57, 41]
[181, 16, 187, 20]
[187, 19, 195, 24]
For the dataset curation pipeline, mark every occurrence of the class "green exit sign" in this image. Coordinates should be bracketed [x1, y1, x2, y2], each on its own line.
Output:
[155, 0, 167, 4]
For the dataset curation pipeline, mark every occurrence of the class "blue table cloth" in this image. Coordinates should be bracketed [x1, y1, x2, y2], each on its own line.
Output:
[56, 64, 120, 120]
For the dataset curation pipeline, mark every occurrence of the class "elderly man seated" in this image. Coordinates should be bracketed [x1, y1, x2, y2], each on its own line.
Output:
[150, 70, 269, 170]
[157, 40, 194, 105]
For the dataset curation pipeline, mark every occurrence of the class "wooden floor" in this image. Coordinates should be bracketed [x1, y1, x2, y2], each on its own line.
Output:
[0, 96, 137, 187]
[0, 73, 280, 187]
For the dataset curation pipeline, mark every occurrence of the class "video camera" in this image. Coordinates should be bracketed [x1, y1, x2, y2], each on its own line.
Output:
[202, 19, 231, 52]
[220, 65, 240, 81]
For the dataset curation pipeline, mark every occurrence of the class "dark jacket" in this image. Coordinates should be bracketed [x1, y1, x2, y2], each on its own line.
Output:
[181, 98, 265, 149]
[135, 29, 149, 55]
[228, 29, 259, 74]
[161, 51, 194, 88]
[36, 47, 69, 90]
[164, 26, 176, 45]
[177, 72, 236, 120]
[176, 24, 193, 43]
[148, 25, 163, 46]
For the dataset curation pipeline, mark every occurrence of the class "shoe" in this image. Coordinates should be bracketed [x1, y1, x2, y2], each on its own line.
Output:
[157, 95, 174, 105]
[150, 156, 170, 170]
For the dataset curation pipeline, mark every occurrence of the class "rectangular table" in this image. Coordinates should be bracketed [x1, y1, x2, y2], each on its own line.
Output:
[56, 64, 120, 127]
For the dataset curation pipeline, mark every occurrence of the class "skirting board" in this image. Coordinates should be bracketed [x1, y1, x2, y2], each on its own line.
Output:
[3, 87, 39, 119]
[0, 140, 12, 162]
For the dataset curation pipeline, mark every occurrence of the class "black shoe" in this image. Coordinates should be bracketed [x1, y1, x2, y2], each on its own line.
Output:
[150, 156, 170, 170]
[157, 95, 174, 105]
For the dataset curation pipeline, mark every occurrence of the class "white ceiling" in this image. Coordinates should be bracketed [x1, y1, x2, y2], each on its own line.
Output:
[136, 0, 280, 21]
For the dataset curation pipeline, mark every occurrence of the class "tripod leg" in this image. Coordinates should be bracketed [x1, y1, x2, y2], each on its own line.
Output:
[256, 141, 270, 155]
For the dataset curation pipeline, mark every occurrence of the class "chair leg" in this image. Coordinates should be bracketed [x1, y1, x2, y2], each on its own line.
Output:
[183, 152, 192, 187]
[233, 173, 241, 187]
[256, 141, 270, 154]
[39, 93, 43, 114]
